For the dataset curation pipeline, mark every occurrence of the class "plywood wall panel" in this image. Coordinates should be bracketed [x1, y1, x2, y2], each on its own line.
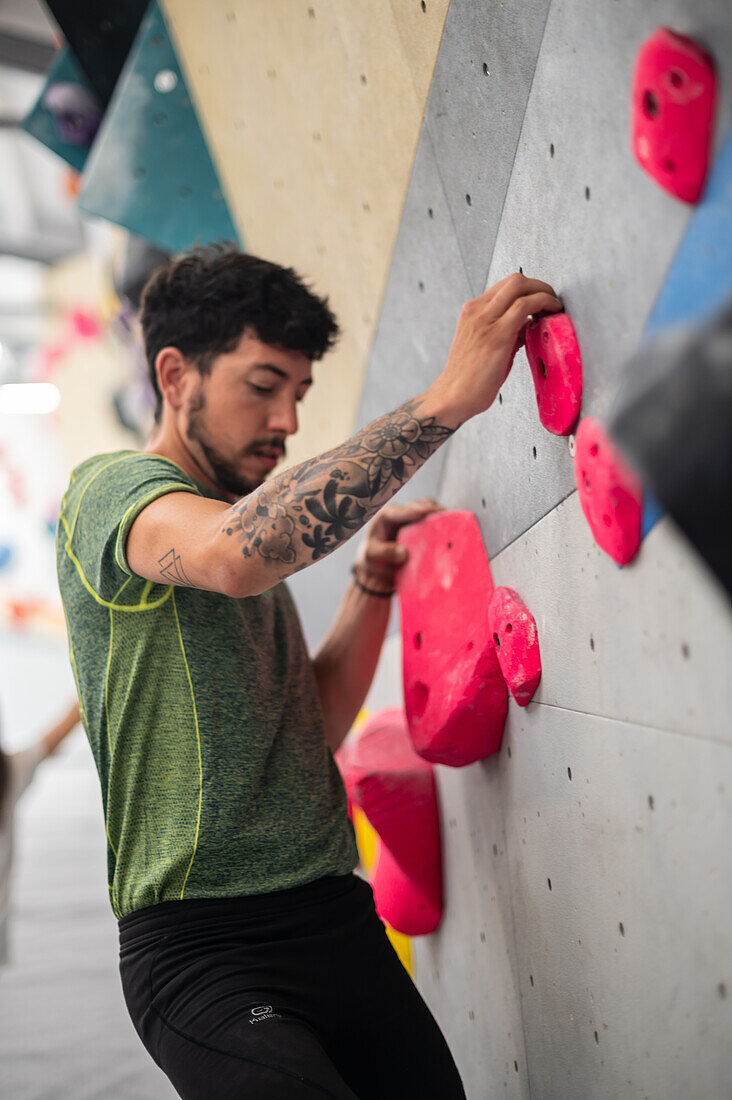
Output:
[161, 0, 450, 470]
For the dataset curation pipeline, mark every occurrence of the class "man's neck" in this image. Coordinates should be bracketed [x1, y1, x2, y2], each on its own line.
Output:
[145, 419, 227, 499]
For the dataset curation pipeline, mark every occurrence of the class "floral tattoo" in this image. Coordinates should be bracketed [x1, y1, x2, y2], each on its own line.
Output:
[221, 399, 454, 572]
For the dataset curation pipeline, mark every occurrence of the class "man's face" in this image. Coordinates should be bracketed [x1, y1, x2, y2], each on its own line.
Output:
[181, 332, 313, 499]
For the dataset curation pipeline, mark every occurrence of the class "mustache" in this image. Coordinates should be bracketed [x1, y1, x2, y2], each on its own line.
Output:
[247, 437, 287, 456]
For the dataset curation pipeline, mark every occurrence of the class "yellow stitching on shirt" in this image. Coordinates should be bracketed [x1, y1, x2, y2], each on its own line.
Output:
[172, 590, 203, 901]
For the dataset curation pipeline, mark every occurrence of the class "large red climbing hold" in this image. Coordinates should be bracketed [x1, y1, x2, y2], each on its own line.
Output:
[488, 587, 542, 707]
[397, 511, 507, 766]
[632, 28, 717, 204]
[338, 708, 443, 936]
[574, 417, 643, 565]
[525, 313, 583, 435]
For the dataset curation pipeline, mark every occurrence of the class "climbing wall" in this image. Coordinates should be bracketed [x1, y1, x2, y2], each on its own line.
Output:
[351, 3, 732, 1097]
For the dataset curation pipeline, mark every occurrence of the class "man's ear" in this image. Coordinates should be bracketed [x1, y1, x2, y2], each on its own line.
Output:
[156, 347, 194, 411]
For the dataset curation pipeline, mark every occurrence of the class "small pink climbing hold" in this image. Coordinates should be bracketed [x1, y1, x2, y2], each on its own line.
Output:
[488, 587, 542, 707]
[338, 708, 442, 936]
[632, 28, 717, 204]
[574, 417, 643, 566]
[525, 313, 583, 435]
[397, 511, 507, 766]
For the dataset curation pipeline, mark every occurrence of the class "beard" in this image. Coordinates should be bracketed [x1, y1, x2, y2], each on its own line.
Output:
[185, 388, 283, 499]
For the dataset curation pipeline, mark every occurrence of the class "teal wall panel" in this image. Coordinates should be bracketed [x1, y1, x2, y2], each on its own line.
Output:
[21, 47, 101, 174]
[78, 2, 240, 253]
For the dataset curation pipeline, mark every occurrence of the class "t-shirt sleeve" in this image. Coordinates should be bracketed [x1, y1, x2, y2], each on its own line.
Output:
[62, 453, 200, 602]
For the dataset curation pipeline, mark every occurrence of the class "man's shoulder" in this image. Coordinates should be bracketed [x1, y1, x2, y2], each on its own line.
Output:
[68, 449, 194, 485]
[63, 450, 198, 505]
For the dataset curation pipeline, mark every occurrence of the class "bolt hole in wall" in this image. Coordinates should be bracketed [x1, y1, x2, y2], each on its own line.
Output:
[550, 142, 555, 158]
[466, 193, 472, 206]
[532, 446, 537, 459]
[547, 878, 552, 891]
[585, 186, 591, 200]
[428, 207, 433, 218]
[414, 631, 422, 650]
[568, 767, 572, 780]
[619, 922, 625, 936]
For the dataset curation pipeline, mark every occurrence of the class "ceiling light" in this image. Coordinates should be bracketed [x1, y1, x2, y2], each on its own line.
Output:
[0, 383, 61, 415]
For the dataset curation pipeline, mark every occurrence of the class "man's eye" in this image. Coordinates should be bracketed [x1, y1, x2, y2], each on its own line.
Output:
[249, 384, 274, 395]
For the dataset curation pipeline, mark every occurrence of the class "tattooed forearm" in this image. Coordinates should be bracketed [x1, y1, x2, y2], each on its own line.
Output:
[221, 398, 454, 574]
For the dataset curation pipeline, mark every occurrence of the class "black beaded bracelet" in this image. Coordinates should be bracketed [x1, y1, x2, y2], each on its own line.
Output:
[350, 565, 395, 599]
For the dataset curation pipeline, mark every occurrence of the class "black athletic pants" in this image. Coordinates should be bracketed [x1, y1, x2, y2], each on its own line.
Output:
[119, 873, 466, 1099]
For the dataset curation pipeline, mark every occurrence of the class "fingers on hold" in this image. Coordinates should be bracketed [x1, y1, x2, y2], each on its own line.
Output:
[505, 291, 562, 330]
[367, 542, 408, 565]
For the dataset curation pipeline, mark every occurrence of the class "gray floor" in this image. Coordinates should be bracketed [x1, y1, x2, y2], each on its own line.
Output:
[0, 737, 177, 1099]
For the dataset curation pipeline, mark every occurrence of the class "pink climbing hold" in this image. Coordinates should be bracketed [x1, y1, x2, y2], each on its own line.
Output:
[632, 28, 717, 204]
[338, 708, 442, 936]
[574, 417, 643, 566]
[397, 511, 507, 767]
[525, 313, 583, 435]
[488, 587, 542, 707]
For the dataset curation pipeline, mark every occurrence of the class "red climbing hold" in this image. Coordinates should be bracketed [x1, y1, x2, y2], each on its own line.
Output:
[488, 587, 542, 707]
[574, 417, 643, 566]
[397, 511, 507, 766]
[525, 313, 583, 435]
[338, 708, 443, 936]
[632, 28, 717, 204]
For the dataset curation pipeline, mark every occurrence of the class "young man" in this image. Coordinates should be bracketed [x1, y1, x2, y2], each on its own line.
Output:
[56, 247, 560, 1098]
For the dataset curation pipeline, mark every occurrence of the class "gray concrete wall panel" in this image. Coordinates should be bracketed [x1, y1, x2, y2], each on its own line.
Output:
[490, 497, 732, 743]
[437, 0, 732, 559]
[356, 123, 472, 438]
[502, 704, 732, 1100]
[423, 0, 552, 297]
[415, 756, 530, 1099]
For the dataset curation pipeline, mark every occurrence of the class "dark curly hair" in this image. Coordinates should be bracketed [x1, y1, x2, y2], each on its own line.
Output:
[140, 244, 340, 421]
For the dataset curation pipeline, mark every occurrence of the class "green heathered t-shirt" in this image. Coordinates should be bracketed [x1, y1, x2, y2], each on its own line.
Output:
[56, 450, 358, 918]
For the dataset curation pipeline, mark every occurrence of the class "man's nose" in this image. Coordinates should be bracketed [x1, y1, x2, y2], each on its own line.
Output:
[267, 395, 299, 437]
